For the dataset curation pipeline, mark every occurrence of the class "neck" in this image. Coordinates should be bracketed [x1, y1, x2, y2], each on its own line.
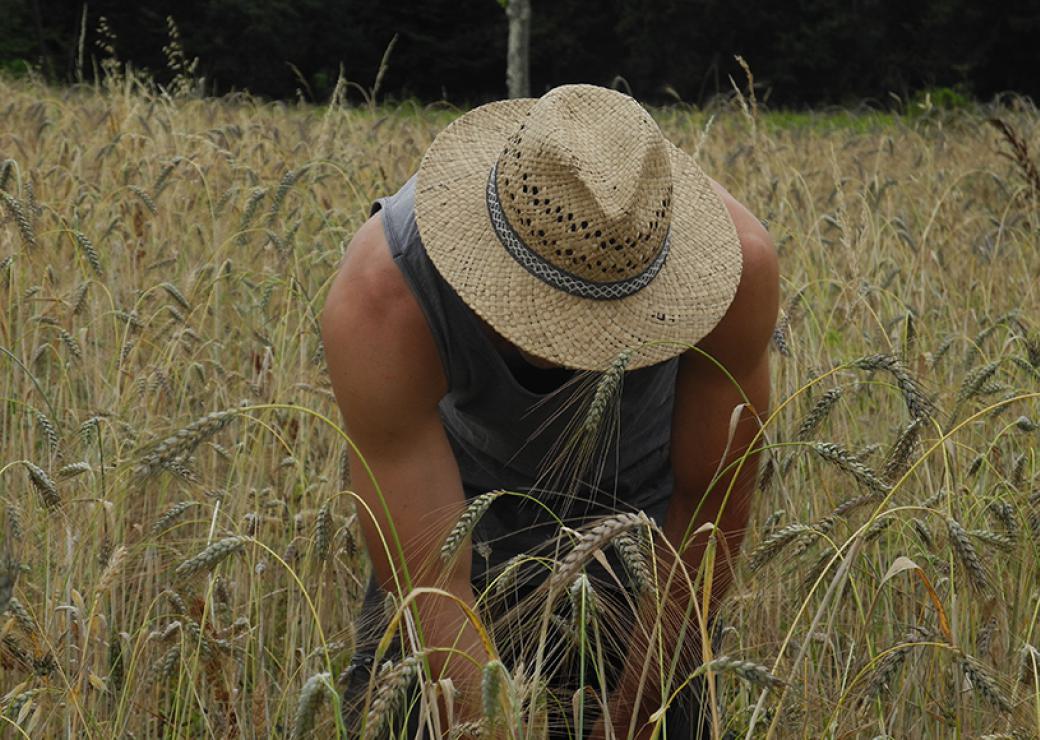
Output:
[479, 320, 575, 393]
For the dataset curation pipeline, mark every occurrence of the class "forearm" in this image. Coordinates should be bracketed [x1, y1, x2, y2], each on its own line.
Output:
[412, 574, 489, 722]
[364, 513, 492, 725]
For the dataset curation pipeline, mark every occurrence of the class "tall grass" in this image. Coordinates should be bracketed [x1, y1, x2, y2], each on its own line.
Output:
[1, 66, 1038, 738]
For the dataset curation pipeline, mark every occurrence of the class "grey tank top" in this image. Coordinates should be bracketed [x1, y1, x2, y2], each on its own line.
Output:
[372, 176, 679, 579]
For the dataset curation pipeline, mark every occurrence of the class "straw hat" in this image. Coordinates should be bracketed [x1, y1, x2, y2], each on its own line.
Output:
[414, 84, 743, 371]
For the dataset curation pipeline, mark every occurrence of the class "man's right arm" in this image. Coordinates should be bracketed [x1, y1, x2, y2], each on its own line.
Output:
[321, 214, 488, 721]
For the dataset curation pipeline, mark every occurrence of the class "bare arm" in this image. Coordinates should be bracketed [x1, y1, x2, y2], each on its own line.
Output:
[321, 214, 488, 723]
[597, 188, 779, 738]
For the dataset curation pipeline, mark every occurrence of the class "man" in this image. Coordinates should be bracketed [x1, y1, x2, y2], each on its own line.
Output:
[322, 84, 778, 738]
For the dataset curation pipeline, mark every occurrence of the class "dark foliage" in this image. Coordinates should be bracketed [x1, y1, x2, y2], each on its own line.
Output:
[2, 0, 1038, 105]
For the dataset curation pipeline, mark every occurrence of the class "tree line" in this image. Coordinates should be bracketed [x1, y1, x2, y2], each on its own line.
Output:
[1, 0, 1037, 106]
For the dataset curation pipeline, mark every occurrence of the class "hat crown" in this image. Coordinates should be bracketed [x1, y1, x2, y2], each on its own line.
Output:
[494, 85, 673, 284]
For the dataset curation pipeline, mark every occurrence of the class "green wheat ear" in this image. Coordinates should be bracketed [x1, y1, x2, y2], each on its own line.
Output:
[582, 349, 632, 438]
[482, 659, 506, 729]
[291, 672, 332, 739]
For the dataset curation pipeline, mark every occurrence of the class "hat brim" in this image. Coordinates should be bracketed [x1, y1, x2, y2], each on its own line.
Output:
[414, 98, 743, 371]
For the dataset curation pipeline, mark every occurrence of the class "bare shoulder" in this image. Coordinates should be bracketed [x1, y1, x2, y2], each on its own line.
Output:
[320, 213, 446, 425]
[695, 180, 780, 369]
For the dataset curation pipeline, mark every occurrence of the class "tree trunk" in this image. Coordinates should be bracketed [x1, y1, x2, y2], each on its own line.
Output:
[505, 0, 531, 98]
[30, 0, 53, 79]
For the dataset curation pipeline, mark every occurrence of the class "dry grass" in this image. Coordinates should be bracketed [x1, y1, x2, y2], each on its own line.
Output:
[1, 68, 1039, 739]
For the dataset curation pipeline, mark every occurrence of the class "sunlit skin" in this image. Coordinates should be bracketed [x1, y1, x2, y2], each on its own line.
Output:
[321, 178, 778, 736]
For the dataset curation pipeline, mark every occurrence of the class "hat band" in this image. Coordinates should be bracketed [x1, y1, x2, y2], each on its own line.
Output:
[486, 162, 670, 301]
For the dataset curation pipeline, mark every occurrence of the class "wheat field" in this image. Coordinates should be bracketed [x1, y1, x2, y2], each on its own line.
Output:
[1, 69, 1039, 739]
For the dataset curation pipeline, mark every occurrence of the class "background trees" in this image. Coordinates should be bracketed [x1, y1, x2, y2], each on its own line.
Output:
[1, 0, 1036, 105]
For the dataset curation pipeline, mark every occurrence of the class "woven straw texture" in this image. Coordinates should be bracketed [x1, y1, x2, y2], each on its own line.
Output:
[414, 84, 743, 370]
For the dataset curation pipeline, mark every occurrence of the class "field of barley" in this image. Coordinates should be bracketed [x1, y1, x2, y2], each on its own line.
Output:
[1, 70, 1039, 739]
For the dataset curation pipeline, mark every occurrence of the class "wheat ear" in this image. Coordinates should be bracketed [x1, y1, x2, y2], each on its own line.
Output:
[291, 672, 331, 739]
[583, 350, 632, 437]
[174, 536, 247, 580]
[697, 655, 783, 689]
[945, 516, 990, 592]
[23, 461, 60, 510]
[550, 512, 648, 589]
[957, 650, 1012, 714]
[364, 654, 424, 738]
[441, 491, 505, 564]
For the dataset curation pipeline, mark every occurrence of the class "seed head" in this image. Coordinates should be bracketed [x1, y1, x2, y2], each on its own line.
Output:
[23, 461, 60, 510]
[291, 672, 331, 739]
[174, 536, 247, 580]
[441, 491, 505, 564]
[699, 655, 782, 689]
[945, 517, 990, 592]
[583, 350, 632, 437]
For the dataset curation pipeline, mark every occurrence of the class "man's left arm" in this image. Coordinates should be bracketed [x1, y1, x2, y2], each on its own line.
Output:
[662, 215, 778, 635]
[597, 194, 779, 738]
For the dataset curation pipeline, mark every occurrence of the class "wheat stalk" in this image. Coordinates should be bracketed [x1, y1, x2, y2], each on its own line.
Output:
[135, 408, 237, 477]
[315, 502, 332, 562]
[550, 511, 648, 589]
[364, 654, 424, 739]
[152, 157, 182, 198]
[237, 187, 267, 245]
[73, 231, 103, 276]
[441, 491, 505, 564]
[988, 118, 1040, 194]
[267, 169, 304, 226]
[568, 572, 598, 633]
[851, 354, 935, 420]
[697, 655, 782, 689]
[1019, 644, 1040, 686]
[796, 387, 843, 440]
[957, 650, 1012, 714]
[174, 536, 247, 580]
[481, 659, 506, 729]
[0, 158, 13, 191]
[748, 523, 815, 571]
[881, 418, 922, 483]
[0, 191, 36, 249]
[449, 720, 485, 738]
[152, 644, 181, 683]
[159, 282, 190, 310]
[96, 545, 128, 593]
[56, 461, 90, 479]
[23, 461, 60, 510]
[860, 627, 931, 706]
[950, 361, 1002, 424]
[614, 530, 652, 594]
[911, 518, 934, 549]
[4, 596, 36, 635]
[968, 528, 1015, 552]
[945, 517, 990, 592]
[33, 410, 60, 456]
[291, 672, 331, 739]
[830, 491, 880, 519]
[58, 329, 82, 361]
[583, 349, 632, 437]
[810, 442, 891, 494]
[129, 185, 158, 216]
[151, 501, 198, 536]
